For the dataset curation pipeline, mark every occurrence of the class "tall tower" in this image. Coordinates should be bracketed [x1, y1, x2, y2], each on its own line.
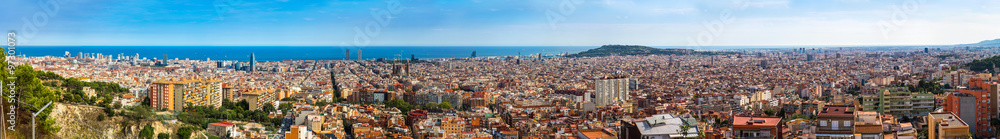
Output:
[250, 53, 256, 72]
[358, 49, 362, 61]
[346, 49, 351, 60]
[162, 54, 169, 66]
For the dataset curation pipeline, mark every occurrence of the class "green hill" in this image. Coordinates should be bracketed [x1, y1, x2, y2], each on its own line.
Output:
[967, 55, 1000, 73]
[567, 45, 732, 57]
[961, 38, 1000, 46]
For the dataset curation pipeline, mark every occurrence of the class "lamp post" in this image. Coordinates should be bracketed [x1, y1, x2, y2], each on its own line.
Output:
[32, 101, 53, 139]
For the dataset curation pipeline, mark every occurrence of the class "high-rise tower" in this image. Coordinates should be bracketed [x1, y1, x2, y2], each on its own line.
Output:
[250, 53, 256, 72]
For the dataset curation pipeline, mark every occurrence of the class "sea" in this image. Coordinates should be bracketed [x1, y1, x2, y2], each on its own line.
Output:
[14, 46, 600, 61]
[15, 45, 916, 61]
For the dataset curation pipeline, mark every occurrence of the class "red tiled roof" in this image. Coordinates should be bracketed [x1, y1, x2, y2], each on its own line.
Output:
[733, 116, 782, 126]
[208, 122, 236, 127]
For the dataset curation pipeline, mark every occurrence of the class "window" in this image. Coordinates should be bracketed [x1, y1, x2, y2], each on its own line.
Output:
[832, 121, 839, 130]
[843, 121, 850, 126]
[820, 120, 827, 126]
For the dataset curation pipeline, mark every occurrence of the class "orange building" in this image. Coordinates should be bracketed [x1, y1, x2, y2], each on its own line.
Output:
[853, 111, 883, 138]
[242, 88, 277, 111]
[945, 78, 998, 137]
[927, 112, 971, 139]
[149, 80, 181, 110]
[732, 116, 783, 139]
[148, 77, 222, 111]
[441, 116, 466, 137]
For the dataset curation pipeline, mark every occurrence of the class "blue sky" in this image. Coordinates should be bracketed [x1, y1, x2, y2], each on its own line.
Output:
[3, 0, 1000, 47]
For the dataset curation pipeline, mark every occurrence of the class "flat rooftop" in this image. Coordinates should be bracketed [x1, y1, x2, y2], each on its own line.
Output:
[929, 112, 968, 128]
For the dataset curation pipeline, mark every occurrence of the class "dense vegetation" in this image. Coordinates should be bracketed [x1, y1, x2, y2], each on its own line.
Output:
[34, 70, 130, 107]
[139, 124, 155, 139]
[908, 79, 945, 94]
[0, 47, 84, 134]
[384, 99, 454, 113]
[178, 99, 282, 130]
[2, 56, 132, 135]
[967, 54, 1000, 73]
[935, 54, 957, 60]
[567, 45, 733, 57]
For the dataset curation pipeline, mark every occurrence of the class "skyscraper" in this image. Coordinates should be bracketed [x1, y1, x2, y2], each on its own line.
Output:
[162, 54, 169, 66]
[250, 53, 256, 72]
[346, 49, 351, 60]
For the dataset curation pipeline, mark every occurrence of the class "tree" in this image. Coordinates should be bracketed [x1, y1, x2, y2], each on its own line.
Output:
[439, 102, 453, 110]
[279, 103, 293, 112]
[104, 104, 116, 116]
[262, 103, 276, 112]
[677, 124, 691, 138]
[314, 101, 333, 106]
[385, 99, 413, 112]
[237, 100, 250, 111]
[424, 102, 438, 110]
[789, 113, 808, 120]
[140, 124, 155, 139]
[142, 96, 151, 106]
[12, 63, 62, 133]
[113, 101, 123, 109]
[131, 106, 153, 120]
[158, 133, 169, 139]
[177, 127, 196, 139]
[764, 109, 776, 116]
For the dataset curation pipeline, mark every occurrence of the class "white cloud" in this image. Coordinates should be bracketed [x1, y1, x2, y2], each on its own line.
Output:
[651, 8, 695, 15]
[743, 0, 790, 8]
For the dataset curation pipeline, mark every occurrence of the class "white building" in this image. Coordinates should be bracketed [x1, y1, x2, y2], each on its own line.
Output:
[635, 114, 699, 139]
[595, 77, 630, 106]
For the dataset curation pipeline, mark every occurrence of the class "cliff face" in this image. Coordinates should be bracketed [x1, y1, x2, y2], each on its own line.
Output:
[49, 103, 178, 139]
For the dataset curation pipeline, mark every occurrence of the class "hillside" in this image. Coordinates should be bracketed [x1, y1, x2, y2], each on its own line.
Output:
[966, 54, 1000, 73]
[960, 38, 1000, 46]
[567, 45, 732, 57]
[49, 103, 206, 139]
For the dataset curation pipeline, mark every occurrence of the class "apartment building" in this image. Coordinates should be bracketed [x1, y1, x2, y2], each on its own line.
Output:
[815, 105, 854, 139]
[859, 87, 933, 117]
[945, 78, 999, 137]
[243, 88, 277, 111]
[853, 111, 883, 139]
[732, 116, 783, 139]
[148, 77, 222, 111]
[927, 112, 971, 139]
[595, 77, 630, 106]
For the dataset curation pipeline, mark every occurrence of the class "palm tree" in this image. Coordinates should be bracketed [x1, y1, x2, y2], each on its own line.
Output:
[678, 124, 691, 138]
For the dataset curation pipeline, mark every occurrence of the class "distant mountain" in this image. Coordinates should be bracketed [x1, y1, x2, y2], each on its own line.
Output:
[960, 38, 1000, 46]
[567, 45, 733, 57]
